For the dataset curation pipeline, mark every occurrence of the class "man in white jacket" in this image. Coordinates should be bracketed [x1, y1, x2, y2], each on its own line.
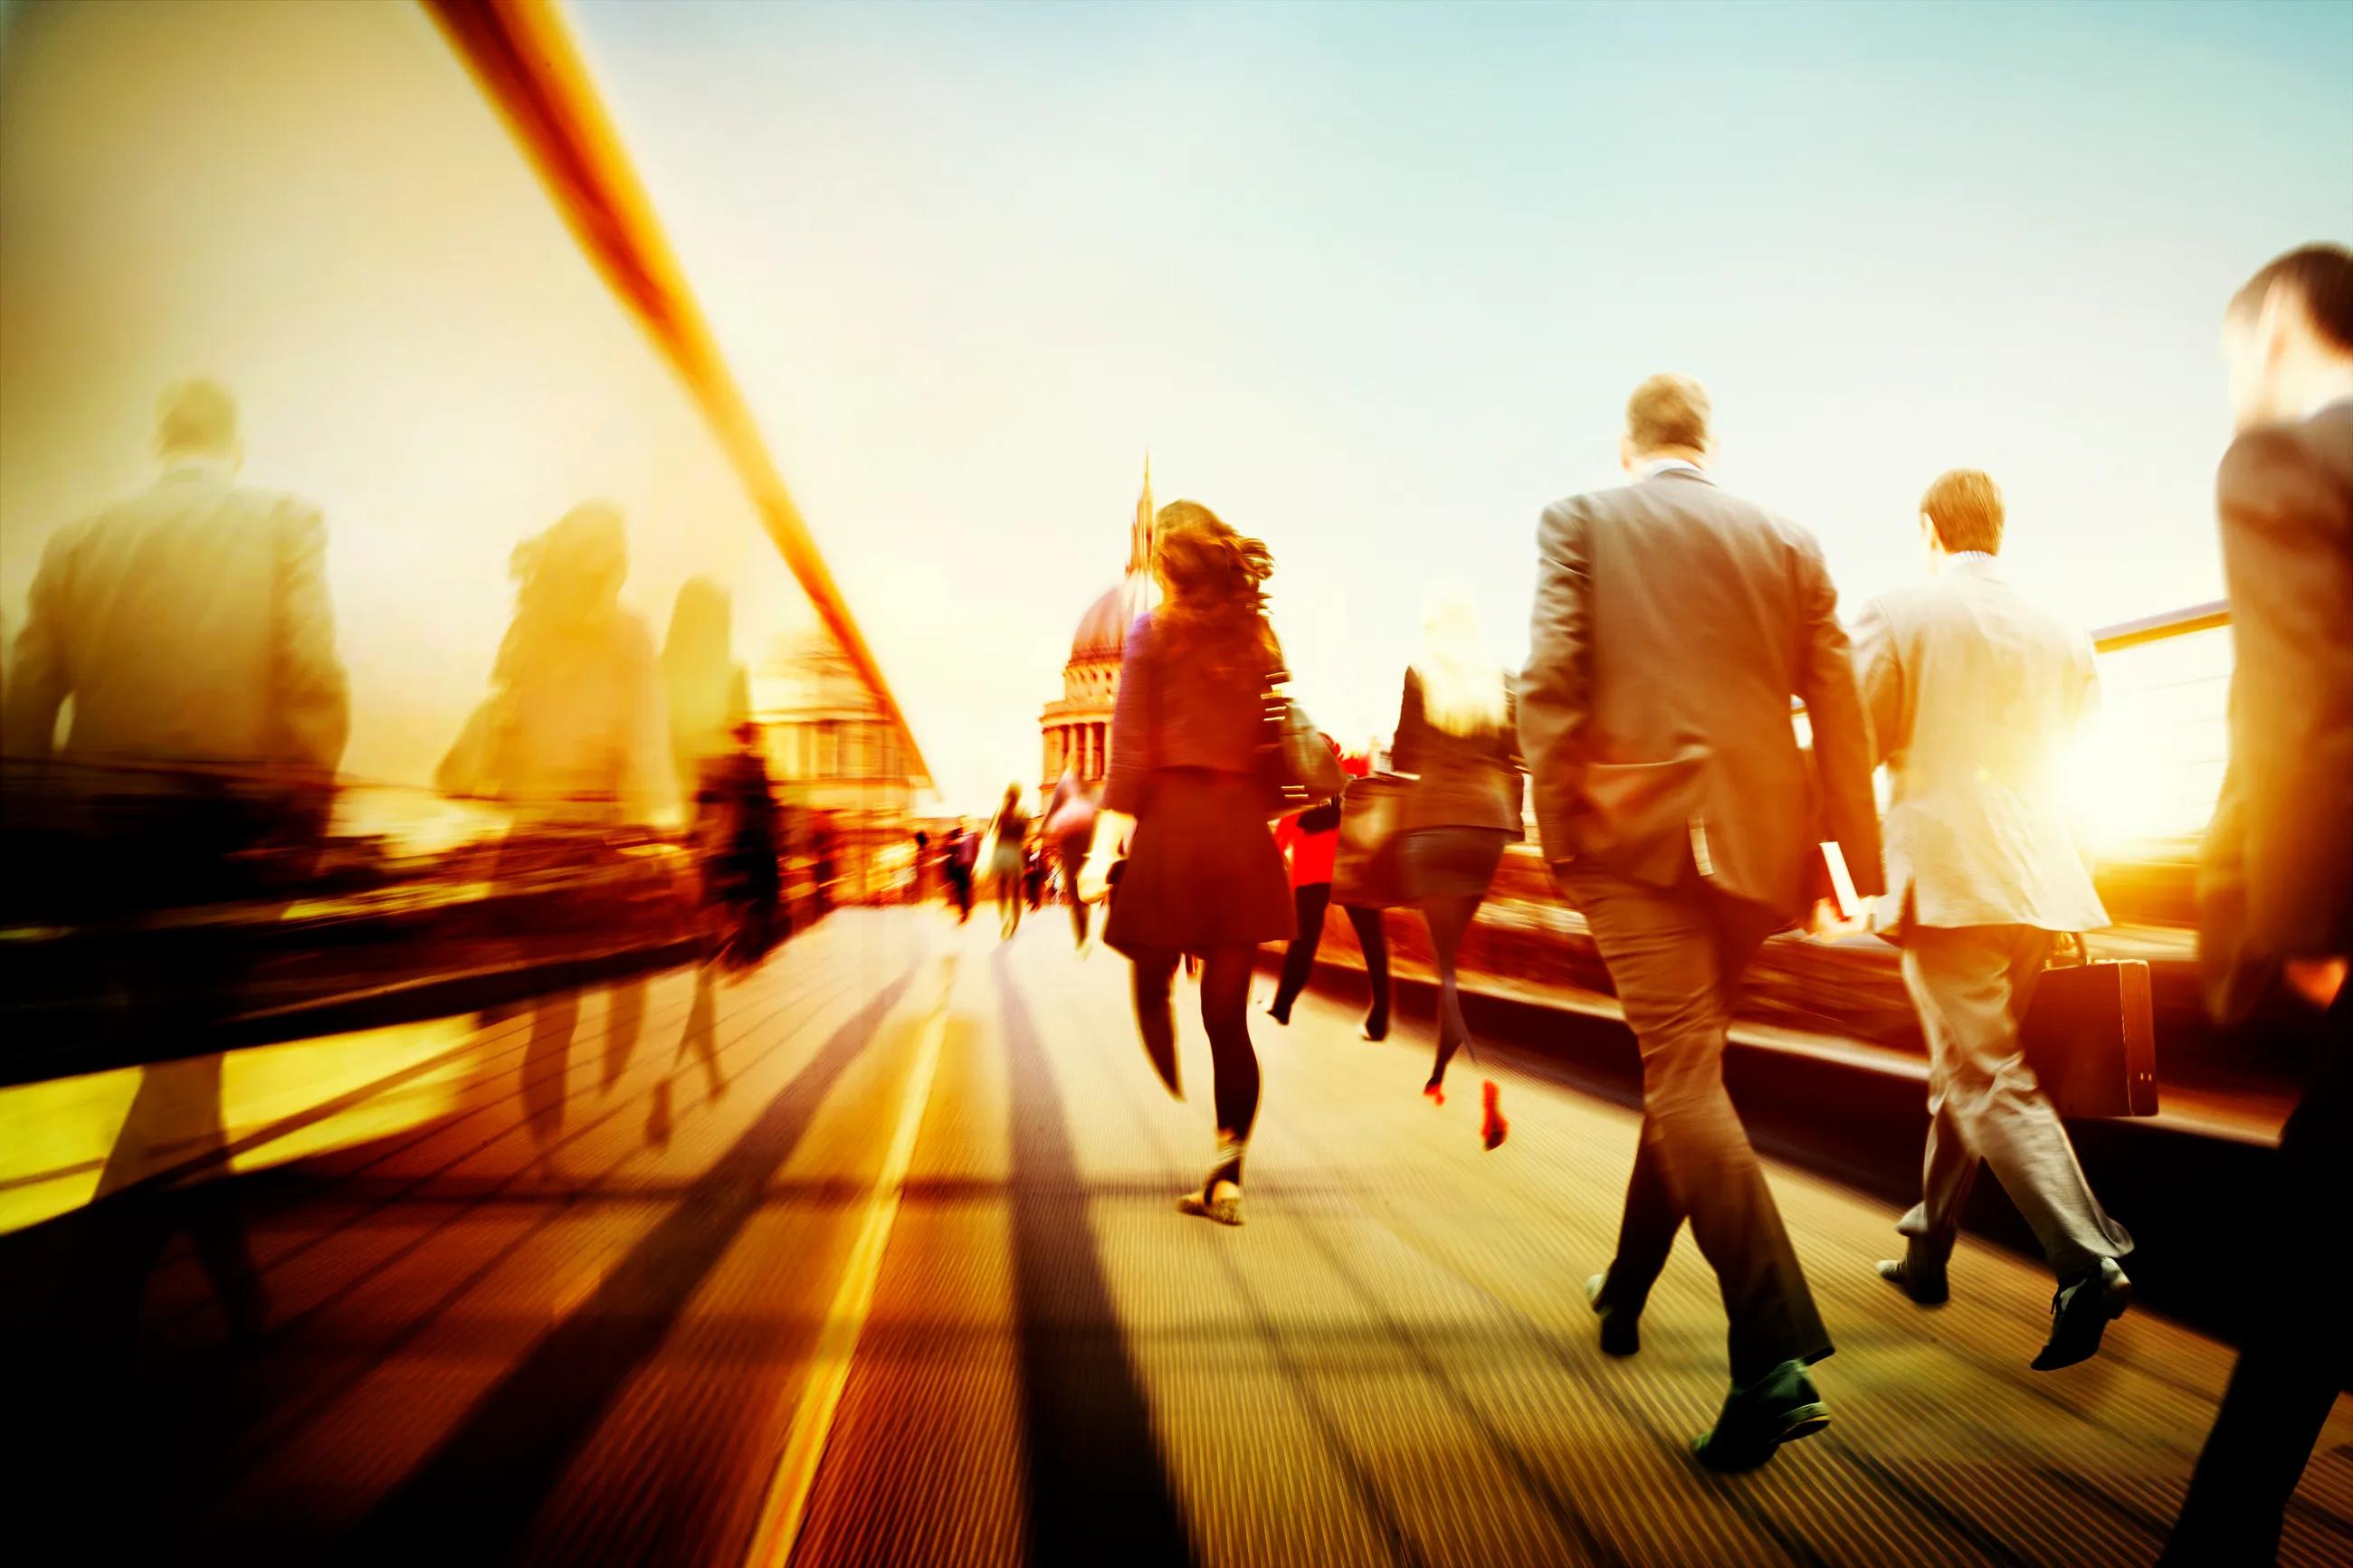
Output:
[1852, 467, 2132, 1372]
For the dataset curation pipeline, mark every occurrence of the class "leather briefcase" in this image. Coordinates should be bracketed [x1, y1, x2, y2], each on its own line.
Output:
[2022, 942, 2158, 1118]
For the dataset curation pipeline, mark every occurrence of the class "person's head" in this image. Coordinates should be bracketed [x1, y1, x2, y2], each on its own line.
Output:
[1917, 468, 2005, 570]
[156, 378, 241, 468]
[1413, 582, 1509, 735]
[512, 501, 628, 621]
[2224, 244, 2353, 432]
[1003, 781, 1022, 809]
[1618, 373, 1712, 472]
[730, 719, 760, 751]
[1150, 499, 1282, 679]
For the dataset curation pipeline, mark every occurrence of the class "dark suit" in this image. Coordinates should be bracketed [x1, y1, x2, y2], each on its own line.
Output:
[2167, 400, 2353, 1565]
[1519, 463, 1882, 1383]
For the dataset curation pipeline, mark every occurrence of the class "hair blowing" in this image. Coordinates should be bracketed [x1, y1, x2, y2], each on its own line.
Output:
[1150, 499, 1283, 680]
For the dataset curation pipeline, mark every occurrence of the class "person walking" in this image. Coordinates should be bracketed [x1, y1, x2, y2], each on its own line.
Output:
[985, 782, 1031, 938]
[1853, 469, 2135, 1367]
[1266, 733, 1345, 1022]
[2162, 244, 2353, 1567]
[1519, 373, 1881, 1469]
[5, 378, 349, 1364]
[1079, 499, 1293, 1227]
[1393, 586, 1525, 1150]
[1044, 762, 1100, 950]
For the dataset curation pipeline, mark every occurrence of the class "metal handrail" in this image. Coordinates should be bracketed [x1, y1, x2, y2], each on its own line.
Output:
[2091, 600, 2230, 654]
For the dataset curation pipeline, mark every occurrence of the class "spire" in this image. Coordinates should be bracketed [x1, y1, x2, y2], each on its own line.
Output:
[1126, 448, 1155, 575]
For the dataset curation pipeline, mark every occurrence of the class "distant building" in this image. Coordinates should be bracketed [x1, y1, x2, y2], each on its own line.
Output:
[754, 629, 924, 902]
[1042, 456, 1160, 793]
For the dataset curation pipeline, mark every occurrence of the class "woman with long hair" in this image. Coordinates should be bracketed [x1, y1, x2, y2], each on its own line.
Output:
[1393, 584, 1524, 1149]
[985, 782, 1031, 938]
[1080, 500, 1293, 1226]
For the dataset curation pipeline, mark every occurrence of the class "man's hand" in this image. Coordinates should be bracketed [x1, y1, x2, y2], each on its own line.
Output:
[2284, 955, 2348, 1011]
[1805, 897, 1869, 942]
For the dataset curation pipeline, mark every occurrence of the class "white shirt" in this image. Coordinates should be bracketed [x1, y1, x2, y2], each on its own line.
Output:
[1639, 458, 1705, 480]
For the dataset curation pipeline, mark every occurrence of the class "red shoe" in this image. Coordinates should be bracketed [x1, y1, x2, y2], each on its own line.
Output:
[1481, 1080, 1508, 1150]
[1423, 1078, 1445, 1107]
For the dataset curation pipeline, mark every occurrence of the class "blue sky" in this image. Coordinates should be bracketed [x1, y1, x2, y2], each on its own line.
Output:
[573, 0, 2350, 808]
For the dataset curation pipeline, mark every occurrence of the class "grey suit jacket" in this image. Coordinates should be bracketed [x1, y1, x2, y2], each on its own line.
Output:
[3, 464, 348, 776]
[1851, 556, 2108, 935]
[1518, 468, 1882, 917]
[2199, 398, 2353, 1022]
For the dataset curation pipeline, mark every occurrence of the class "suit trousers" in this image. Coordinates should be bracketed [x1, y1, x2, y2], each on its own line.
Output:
[1896, 924, 2133, 1276]
[1563, 869, 1833, 1384]
[2161, 986, 2350, 1564]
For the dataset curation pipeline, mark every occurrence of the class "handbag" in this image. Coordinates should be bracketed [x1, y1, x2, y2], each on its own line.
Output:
[1329, 773, 1415, 908]
[2021, 933, 2158, 1118]
[1255, 679, 1345, 817]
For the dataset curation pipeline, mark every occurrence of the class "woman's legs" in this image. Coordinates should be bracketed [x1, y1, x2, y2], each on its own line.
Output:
[1344, 904, 1392, 1039]
[1421, 892, 1484, 1087]
[996, 868, 1021, 936]
[1129, 946, 1182, 1098]
[1269, 882, 1332, 1023]
[1197, 944, 1261, 1190]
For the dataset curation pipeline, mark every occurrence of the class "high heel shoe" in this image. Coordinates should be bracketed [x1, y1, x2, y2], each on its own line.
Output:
[1423, 1077, 1445, 1107]
[1481, 1079, 1508, 1150]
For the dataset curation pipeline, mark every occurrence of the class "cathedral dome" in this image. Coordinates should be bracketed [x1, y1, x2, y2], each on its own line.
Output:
[1071, 573, 1156, 662]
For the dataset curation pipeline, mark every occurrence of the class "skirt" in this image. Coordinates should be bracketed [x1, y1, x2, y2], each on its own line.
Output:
[1396, 826, 1512, 901]
[1104, 768, 1294, 956]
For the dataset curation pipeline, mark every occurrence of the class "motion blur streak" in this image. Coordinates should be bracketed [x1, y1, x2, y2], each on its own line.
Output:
[0, 1015, 474, 1234]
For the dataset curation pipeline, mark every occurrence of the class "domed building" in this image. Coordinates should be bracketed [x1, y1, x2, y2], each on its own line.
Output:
[754, 627, 925, 903]
[1041, 456, 1160, 791]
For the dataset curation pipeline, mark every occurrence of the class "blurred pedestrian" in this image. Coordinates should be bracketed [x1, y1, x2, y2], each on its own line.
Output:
[5, 378, 349, 1362]
[1853, 470, 2134, 1365]
[1080, 499, 1292, 1226]
[440, 501, 672, 1161]
[1393, 586, 1524, 1150]
[1045, 762, 1099, 949]
[984, 782, 1031, 937]
[1266, 733, 1344, 1022]
[944, 821, 976, 922]
[2163, 243, 2353, 1567]
[1519, 374, 1881, 1469]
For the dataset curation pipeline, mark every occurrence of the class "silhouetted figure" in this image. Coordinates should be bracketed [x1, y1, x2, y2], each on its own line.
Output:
[1519, 374, 1881, 1469]
[1853, 469, 2134, 1365]
[986, 782, 1031, 939]
[4, 379, 348, 1363]
[1267, 737, 1344, 1029]
[646, 581, 755, 1145]
[2163, 244, 2353, 1567]
[441, 502, 672, 1164]
[1393, 588, 1524, 1150]
[944, 822, 976, 922]
[1045, 763, 1099, 950]
[1081, 500, 1293, 1227]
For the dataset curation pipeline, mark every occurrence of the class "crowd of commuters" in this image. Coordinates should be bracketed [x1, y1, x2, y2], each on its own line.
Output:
[6, 240, 2345, 1556]
[933, 243, 2348, 1550]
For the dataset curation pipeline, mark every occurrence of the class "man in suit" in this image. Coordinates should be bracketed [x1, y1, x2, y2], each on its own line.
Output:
[2162, 244, 2353, 1566]
[1852, 469, 2135, 1367]
[5, 378, 348, 774]
[4, 379, 348, 1357]
[1519, 373, 1882, 1469]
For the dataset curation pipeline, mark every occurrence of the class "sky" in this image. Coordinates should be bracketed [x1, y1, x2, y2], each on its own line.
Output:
[561, 0, 2351, 810]
[3, 2, 2348, 816]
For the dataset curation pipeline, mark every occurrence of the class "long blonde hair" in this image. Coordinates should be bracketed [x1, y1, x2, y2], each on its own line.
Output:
[1411, 584, 1508, 735]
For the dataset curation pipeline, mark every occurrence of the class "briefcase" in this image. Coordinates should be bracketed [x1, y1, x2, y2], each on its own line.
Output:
[2021, 946, 2158, 1118]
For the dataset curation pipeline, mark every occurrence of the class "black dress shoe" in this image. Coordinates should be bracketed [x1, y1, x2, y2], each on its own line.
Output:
[1873, 1243, 1949, 1306]
[1691, 1359, 1831, 1471]
[2032, 1258, 2129, 1372]
[1586, 1271, 1641, 1357]
[1361, 1010, 1388, 1041]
